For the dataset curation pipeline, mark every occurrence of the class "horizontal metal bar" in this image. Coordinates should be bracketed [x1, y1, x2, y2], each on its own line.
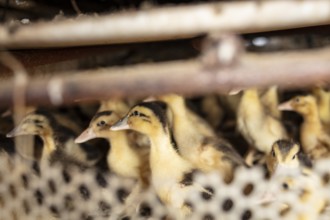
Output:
[0, 0, 330, 49]
[1, 46, 330, 107]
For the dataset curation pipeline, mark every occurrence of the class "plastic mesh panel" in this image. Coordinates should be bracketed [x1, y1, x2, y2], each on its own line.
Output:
[0, 154, 329, 220]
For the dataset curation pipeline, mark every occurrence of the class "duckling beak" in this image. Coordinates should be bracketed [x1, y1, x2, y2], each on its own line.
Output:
[75, 128, 96, 143]
[110, 117, 130, 131]
[278, 101, 293, 111]
[6, 126, 23, 138]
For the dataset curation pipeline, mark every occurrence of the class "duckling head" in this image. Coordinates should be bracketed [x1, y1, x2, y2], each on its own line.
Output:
[110, 101, 168, 136]
[278, 95, 316, 116]
[266, 139, 300, 176]
[6, 111, 53, 138]
[75, 111, 121, 143]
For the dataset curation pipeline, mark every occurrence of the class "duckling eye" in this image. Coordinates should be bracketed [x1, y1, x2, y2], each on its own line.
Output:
[131, 111, 139, 117]
[292, 155, 296, 160]
[34, 119, 42, 124]
[271, 150, 275, 157]
[295, 97, 300, 103]
[97, 120, 106, 127]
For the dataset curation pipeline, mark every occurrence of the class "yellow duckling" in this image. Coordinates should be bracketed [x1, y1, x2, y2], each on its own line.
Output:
[6, 110, 101, 166]
[75, 110, 150, 186]
[158, 94, 244, 182]
[75, 110, 150, 217]
[266, 140, 311, 177]
[265, 139, 325, 220]
[237, 88, 288, 155]
[279, 95, 330, 159]
[111, 101, 211, 218]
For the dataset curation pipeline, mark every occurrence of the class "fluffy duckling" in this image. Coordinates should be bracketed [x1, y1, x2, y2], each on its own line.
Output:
[158, 94, 244, 182]
[111, 101, 211, 218]
[266, 140, 312, 177]
[237, 88, 288, 155]
[265, 140, 325, 220]
[75, 110, 150, 217]
[313, 87, 330, 127]
[279, 95, 330, 159]
[75, 110, 150, 185]
[97, 98, 150, 150]
[6, 110, 101, 166]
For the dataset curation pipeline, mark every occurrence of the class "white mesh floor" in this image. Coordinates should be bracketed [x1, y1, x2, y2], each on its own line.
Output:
[0, 153, 329, 220]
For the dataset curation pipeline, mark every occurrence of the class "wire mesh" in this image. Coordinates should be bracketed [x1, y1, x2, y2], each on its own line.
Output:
[0, 153, 329, 220]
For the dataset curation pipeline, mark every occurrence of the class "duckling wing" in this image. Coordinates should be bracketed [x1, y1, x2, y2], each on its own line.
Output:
[267, 116, 286, 136]
[317, 132, 330, 150]
[205, 137, 245, 166]
[187, 109, 216, 137]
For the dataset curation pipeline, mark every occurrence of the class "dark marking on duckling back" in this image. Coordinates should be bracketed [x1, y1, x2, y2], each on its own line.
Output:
[203, 137, 245, 166]
[135, 101, 168, 130]
[170, 130, 180, 154]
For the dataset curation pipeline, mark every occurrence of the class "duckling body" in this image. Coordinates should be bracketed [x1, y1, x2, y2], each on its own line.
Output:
[6, 110, 101, 166]
[237, 89, 287, 154]
[111, 101, 210, 217]
[279, 96, 330, 159]
[159, 94, 244, 182]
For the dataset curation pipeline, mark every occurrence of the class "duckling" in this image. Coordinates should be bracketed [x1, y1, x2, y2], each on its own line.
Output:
[75, 110, 150, 185]
[97, 98, 150, 150]
[75, 110, 150, 217]
[6, 110, 102, 166]
[265, 139, 325, 220]
[313, 87, 330, 128]
[279, 95, 330, 159]
[158, 94, 244, 182]
[3, 106, 83, 135]
[237, 88, 288, 155]
[266, 139, 312, 177]
[110, 101, 211, 218]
